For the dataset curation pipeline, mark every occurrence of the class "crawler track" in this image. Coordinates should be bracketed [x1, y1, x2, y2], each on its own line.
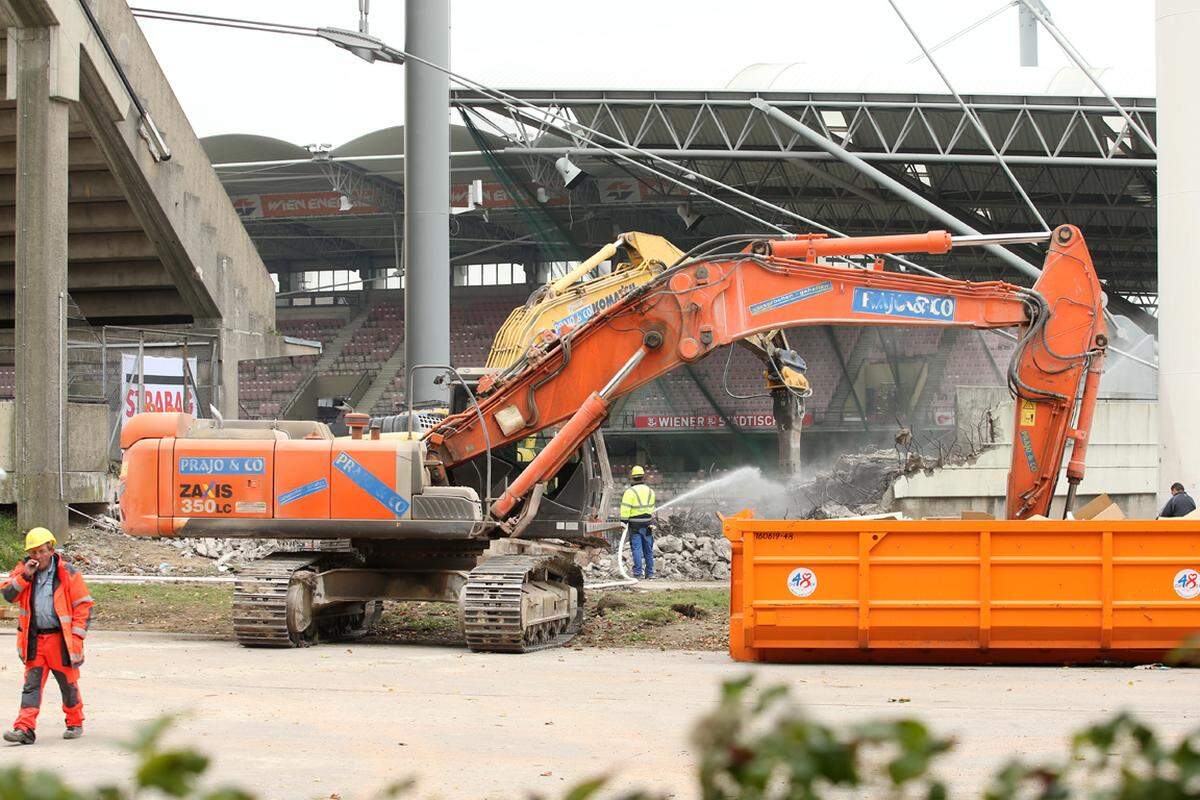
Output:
[233, 551, 374, 647]
[461, 555, 584, 653]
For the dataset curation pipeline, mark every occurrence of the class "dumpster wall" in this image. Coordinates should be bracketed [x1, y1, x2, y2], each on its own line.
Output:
[725, 516, 1200, 665]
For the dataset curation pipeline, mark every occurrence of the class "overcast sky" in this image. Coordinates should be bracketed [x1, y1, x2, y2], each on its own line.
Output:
[135, 1, 1156, 147]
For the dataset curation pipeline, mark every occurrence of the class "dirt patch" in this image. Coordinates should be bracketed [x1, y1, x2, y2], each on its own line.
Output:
[1, 579, 728, 652]
[575, 588, 728, 650]
[361, 588, 730, 651]
[59, 524, 223, 577]
[368, 602, 463, 647]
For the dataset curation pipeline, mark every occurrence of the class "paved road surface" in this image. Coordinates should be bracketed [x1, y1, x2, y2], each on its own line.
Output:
[0, 631, 1193, 798]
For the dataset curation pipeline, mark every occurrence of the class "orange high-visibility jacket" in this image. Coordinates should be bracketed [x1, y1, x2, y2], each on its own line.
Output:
[0, 556, 93, 666]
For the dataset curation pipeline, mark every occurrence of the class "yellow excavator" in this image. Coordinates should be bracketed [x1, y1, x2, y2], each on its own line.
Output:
[480, 232, 812, 477]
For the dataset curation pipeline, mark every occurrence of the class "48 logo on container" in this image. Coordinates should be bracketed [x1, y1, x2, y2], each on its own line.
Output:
[786, 566, 818, 598]
[1174, 568, 1200, 599]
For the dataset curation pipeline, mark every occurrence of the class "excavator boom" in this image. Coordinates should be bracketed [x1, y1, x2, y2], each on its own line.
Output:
[428, 225, 1106, 521]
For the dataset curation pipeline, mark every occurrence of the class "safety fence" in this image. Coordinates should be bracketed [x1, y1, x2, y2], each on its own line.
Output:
[0, 315, 223, 462]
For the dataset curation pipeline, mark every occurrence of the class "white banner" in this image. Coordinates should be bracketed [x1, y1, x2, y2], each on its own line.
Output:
[121, 354, 199, 427]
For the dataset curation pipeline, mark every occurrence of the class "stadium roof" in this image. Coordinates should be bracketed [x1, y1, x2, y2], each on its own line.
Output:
[204, 80, 1158, 309]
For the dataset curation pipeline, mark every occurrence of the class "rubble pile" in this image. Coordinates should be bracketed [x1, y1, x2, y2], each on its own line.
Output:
[584, 449, 941, 582]
[790, 449, 912, 519]
[582, 509, 733, 581]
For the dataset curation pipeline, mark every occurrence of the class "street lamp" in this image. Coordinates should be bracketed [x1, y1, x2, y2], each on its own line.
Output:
[314, 27, 405, 65]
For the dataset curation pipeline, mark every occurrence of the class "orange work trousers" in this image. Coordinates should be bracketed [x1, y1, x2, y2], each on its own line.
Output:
[14, 632, 83, 732]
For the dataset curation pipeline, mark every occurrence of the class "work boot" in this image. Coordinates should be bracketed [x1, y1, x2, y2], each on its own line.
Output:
[63, 726, 83, 740]
[3, 728, 35, 745]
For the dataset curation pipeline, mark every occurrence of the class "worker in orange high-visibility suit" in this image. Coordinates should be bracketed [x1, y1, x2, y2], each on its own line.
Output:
[0, 527, 92, 745]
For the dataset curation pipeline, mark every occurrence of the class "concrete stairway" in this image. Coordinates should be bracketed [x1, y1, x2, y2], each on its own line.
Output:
[280, 306, 371, 416]
[911, 328, 961, 418]
[359, 346, 406, 415]
[313, 306, 373, 374]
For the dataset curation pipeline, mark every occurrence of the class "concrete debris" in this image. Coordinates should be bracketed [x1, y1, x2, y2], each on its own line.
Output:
[583, 510, 733, 581]
[172, 537, 307, 570]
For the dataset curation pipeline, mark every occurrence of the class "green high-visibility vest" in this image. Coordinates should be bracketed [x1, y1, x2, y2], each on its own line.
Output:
[620, 483, 656, 521]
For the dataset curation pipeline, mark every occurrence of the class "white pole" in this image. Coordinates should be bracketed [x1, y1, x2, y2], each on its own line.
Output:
[1156, 0, 1200, 501]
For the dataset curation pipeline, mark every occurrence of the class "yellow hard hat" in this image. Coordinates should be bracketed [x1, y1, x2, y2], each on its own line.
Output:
[24, 527, 56, 551]
[630, 465, 645, 478]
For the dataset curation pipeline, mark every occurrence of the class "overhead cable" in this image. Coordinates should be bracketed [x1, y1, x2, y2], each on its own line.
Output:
[130, 5, 946, 277]
[1016, 0, 1157, 154]
[904, 1, 1017, 64]
[889, 0, 1050, 231]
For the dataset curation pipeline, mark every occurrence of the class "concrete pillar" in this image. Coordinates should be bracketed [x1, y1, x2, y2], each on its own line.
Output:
[403, 0, 451, 407]
[1157, 0, 1200, 499]
[12, 28, 70, 537]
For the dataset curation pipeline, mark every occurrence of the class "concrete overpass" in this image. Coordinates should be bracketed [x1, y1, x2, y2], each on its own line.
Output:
[0, 0, 291, 534]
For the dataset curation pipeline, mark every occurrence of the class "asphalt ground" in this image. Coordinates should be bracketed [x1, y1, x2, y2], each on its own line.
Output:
[0, 630, 1193, 799]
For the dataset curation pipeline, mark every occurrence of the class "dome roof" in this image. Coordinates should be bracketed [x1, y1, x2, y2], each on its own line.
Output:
[201, 133, 310, 164]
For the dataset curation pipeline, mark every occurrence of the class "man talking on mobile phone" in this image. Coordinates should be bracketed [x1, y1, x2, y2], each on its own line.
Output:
[0, 527, 92, 745]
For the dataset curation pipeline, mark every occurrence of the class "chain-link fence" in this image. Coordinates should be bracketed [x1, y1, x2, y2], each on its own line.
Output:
[0, 309, 223, 463]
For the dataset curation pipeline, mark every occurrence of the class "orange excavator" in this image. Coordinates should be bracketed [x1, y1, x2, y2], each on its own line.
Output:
[118, 224, 1107, 652]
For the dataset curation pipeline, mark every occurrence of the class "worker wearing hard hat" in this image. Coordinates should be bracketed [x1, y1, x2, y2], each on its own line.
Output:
[619, 466, 658, 580]
[0, 527, 92, 745]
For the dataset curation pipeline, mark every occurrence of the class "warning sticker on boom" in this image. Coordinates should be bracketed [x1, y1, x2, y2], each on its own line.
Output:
[749, 281, 833, 315]
[1020, 399, 1037, 427]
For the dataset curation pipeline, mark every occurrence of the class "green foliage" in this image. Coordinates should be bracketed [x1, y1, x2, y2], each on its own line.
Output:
[0, 716, 253, 800]
[0, 512, 22, 571]
[692, 677, 952, 800]
[985, 711, 1200, 800]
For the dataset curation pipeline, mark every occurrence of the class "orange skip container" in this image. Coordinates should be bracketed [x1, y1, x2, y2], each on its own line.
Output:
[724, 516, 1200, 665]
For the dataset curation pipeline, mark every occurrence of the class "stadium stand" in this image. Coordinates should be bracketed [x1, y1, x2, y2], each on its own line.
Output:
[235, 289, 1012, 432]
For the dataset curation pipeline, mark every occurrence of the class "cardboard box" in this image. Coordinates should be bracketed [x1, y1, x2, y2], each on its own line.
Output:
[961, 511, 995, 520]
[1075, 493, 1126, 521]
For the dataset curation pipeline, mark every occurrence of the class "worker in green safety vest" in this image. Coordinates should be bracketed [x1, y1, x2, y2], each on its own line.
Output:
[619, 466, 657, 579]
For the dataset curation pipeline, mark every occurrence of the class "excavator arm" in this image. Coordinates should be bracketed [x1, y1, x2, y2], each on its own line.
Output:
[426, 225, 1106, 522]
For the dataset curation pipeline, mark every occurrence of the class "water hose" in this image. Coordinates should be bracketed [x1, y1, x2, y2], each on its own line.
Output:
[585, 522, 640, 589]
